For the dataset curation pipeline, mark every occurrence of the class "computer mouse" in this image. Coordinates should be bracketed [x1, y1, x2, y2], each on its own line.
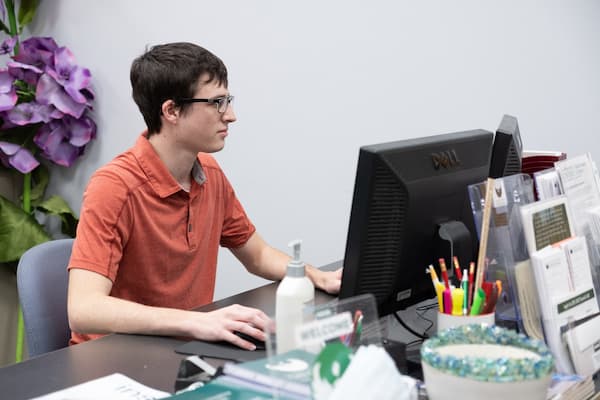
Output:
[233, 331, 266, 351]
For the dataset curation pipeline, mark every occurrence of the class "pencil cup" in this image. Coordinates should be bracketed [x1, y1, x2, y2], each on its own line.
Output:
[436, 311, 495, 332]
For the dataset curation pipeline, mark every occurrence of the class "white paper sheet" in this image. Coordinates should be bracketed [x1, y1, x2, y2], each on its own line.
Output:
[31, 373, 170, 400]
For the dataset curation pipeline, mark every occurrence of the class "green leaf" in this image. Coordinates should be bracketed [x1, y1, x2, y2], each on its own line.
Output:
[29, 164, 49, 207]
[0, 194, 50, 263]
[17, 0, 38, 30]
[0, 18, 10, 34]
[37, 195, 78, 237]
[4, 0, 17, 37]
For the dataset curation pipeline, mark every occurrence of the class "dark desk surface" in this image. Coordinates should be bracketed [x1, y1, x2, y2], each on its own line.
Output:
[0, 266, 339, 400]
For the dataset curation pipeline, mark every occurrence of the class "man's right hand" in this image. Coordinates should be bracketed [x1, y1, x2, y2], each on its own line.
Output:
[181, 304, 271, 350]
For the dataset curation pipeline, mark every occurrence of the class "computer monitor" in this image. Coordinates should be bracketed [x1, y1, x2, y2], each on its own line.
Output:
[489, 114, 523, 178]
[339, 129, 493, 317]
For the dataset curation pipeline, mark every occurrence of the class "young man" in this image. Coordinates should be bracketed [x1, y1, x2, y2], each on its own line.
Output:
[67, 42, 341, 350]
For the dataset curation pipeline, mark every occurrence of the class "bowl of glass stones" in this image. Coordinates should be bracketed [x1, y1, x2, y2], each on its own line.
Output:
[420, 324, 554, 400]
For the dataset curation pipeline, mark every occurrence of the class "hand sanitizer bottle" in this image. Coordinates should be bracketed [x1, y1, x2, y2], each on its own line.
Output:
[275, 240, 315, 354]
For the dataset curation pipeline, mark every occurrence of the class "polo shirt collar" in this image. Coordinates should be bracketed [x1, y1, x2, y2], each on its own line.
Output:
[133, 133, 206, 198]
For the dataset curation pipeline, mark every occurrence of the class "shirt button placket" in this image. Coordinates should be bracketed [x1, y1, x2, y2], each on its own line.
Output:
[187, 198, 196, 250]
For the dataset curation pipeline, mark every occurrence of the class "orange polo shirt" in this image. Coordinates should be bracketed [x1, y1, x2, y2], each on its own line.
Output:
[68, 134, 256, 344]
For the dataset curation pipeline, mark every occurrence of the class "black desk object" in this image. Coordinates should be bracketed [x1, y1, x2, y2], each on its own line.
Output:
[175, 340, 266, 362]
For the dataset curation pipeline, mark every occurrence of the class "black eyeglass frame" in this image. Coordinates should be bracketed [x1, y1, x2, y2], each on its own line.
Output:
[176, 95, 234, 113]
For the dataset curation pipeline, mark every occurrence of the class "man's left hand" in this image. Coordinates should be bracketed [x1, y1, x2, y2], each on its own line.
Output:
[307, 267, 342, 294]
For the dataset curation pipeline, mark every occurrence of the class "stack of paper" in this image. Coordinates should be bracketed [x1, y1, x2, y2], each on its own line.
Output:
[585, 205, 600, 245]
[546, 374, 594, 400]
[534, 169, 563, 201]
[32, 373, 169, 400]
[221, 348, 315, 399]
[167, 380, 297, 400]
[514, 260, 544, 340]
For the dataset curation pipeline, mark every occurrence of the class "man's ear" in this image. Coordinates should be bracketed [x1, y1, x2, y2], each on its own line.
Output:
[161, 99, 179, 124]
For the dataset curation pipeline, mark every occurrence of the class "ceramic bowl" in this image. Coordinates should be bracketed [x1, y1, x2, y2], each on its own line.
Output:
[421, 324, 554, 400]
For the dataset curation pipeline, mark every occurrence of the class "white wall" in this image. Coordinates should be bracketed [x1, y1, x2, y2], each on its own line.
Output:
[32, 0, 600, 300]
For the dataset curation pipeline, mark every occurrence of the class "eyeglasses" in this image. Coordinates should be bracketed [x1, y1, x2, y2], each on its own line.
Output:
[177, 95, 234, 113]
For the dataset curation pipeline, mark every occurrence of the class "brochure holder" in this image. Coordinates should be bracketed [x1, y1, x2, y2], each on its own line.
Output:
[468, 173, 536, 333]
[468, 177, 600, 375]
[464, 153, 600, 378]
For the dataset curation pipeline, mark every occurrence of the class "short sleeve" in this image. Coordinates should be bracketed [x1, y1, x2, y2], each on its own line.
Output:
[68, 170, 133, 282]
[219, 173, 256, 249]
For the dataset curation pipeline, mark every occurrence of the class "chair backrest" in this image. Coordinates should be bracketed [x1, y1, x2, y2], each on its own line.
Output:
[16, 238, 74, 358]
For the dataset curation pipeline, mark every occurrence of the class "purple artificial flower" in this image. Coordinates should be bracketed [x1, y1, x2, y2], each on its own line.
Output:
[46, 47, 91, 104]
[13, 37, 59, 70]
[0, 141, 40, 173]
[36, 73, 86, 118]
[0, 36, 17, 55]
[1, 36, 96, 170]
[81, 87, 95, 107]
[65, 114, 96, 146]
[4, 101, 60, 125]
[8, 61, 43, 86]
[0, 68, 17, 112]
[33, 116, 92, 167]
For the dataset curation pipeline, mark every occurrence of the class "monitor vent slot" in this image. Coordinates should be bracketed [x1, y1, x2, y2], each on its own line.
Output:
[358, 163, 407, 302]
[504, 145, 522, 176]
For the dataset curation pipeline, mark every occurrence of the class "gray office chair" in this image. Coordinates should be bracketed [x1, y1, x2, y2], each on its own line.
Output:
[16, 238, 74, 358]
